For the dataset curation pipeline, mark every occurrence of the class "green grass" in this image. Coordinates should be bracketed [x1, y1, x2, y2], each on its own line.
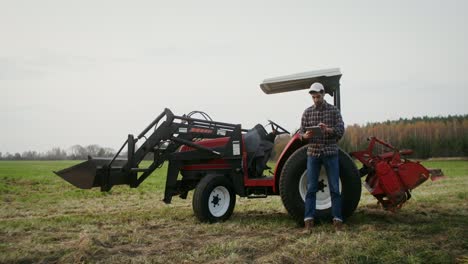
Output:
[0, 160, 467, 263]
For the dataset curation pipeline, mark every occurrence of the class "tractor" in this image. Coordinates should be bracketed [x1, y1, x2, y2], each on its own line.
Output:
[55, 68, 443, 224]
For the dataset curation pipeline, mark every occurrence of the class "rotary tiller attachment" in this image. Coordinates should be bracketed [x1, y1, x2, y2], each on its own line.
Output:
[351, 137, 445, 211]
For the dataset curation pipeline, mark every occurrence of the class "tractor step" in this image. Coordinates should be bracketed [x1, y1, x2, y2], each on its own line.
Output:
[130, 168, 150, 173]
[246, 186, 270, 198]
[249, 176, 273, 180]
[247, 194, 268, 199]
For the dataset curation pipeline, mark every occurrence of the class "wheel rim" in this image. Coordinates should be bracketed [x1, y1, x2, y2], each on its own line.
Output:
[208, 186, 231, 217]
[299, 167, 342, 210]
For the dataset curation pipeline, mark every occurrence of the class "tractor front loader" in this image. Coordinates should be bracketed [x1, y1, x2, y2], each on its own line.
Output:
[55, 108, 290, 222]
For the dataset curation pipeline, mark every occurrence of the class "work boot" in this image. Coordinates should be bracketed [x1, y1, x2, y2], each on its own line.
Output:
[301, 219, 314, 234]
[332, 219, 343, 231]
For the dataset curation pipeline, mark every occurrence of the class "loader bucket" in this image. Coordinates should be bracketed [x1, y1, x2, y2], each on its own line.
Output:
[54, 158, 129, 189]
[54, 160, 98, 189]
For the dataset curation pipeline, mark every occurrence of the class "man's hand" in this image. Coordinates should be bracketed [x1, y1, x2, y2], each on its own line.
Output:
[302, 130, 314, 140]
[318, 123, 334, 134]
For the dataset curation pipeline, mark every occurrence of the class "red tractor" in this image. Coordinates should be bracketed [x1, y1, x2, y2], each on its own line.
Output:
[55, 69, 442, 224]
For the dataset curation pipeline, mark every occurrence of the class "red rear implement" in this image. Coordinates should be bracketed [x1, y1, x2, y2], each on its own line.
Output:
[351, 137, 443, 211]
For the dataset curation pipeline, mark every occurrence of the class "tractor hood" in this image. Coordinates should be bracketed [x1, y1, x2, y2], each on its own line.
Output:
[260, 68, 342, 95]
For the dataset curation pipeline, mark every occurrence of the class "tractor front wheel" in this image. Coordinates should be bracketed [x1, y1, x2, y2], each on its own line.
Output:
[192, 174, 236, 223]
[279, 146, 361, 225]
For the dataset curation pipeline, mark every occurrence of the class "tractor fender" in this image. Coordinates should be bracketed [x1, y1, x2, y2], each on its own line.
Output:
[273, 133, 306, 193]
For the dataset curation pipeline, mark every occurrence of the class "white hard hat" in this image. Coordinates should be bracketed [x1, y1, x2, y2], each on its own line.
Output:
[308, 82, 324, 94]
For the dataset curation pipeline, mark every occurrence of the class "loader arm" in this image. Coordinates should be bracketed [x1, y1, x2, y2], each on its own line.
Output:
[54, 108, 246, 203]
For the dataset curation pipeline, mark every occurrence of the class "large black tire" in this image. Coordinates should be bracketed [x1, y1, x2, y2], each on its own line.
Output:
[279, 146, 361, 224]
[192, 174, 236, 223]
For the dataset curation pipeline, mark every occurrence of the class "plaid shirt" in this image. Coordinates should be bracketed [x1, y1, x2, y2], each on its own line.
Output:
[300, 100, 345, 157]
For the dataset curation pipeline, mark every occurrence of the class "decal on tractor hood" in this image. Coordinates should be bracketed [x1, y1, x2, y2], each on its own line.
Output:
[232, 141, 240, 156]
[217, 129, 227, 136]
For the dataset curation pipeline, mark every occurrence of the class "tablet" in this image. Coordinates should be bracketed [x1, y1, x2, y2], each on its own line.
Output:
[305, 126, 323, 137]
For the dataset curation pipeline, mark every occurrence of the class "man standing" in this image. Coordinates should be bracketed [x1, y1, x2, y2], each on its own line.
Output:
[300, 82, 345, 232]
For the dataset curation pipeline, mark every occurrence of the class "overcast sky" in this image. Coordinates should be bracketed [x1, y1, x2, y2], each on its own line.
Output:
[1, 0, 467, 154]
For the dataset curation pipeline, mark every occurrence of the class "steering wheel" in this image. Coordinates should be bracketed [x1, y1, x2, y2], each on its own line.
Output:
[267, 120, 290, 135]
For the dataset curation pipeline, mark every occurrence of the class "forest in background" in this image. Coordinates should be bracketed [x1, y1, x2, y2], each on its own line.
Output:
[272, 115, 468, 160]
[1, 115, 467, 160]
[0, 145, 115, 161]
[338, 115, 468, 158]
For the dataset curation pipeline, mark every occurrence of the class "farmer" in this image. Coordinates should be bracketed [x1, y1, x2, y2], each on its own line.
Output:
[300, 82, 345, 232]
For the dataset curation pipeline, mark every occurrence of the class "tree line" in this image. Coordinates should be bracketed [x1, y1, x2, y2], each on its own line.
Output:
[339, 115, 468, 158]
[0, 145, 115, 161]
[270, 114, 468, 160]
[1, 115, 466, 161]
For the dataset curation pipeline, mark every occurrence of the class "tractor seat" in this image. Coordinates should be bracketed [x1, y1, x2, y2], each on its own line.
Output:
[244, 124, 268, 153]
[244, 124, 274, 178]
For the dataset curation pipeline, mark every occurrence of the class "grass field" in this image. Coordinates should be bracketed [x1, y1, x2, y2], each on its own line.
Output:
[0, 160, 467, 263]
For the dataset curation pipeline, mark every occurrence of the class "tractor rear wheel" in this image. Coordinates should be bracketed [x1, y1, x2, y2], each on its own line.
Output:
[192, 174, 236, 223]
[279, 146, 361, 225]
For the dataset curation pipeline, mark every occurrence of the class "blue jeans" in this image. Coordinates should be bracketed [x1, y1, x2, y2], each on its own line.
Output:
[304, 154, 343, 221]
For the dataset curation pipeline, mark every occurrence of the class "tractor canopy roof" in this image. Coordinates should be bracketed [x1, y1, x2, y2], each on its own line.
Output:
[260, 68, 342, 96]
